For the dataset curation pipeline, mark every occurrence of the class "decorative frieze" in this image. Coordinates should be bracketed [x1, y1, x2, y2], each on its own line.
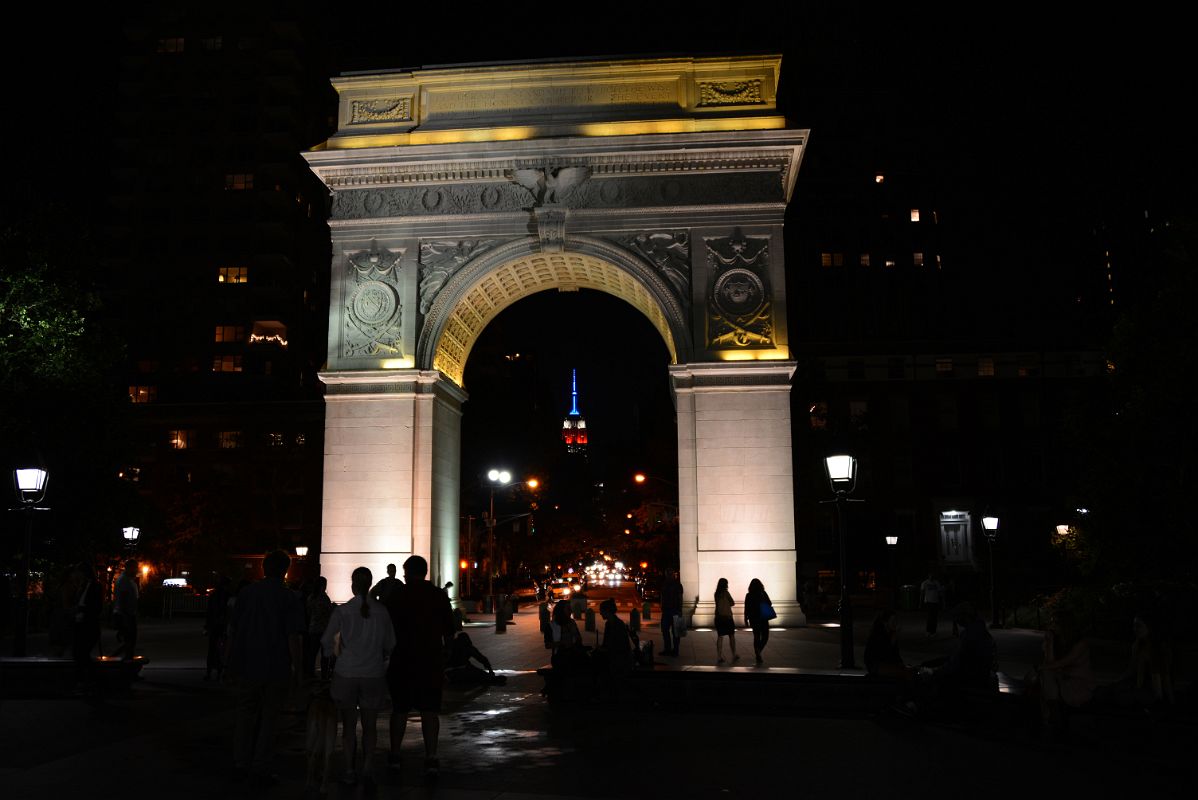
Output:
[350, 97, 413, 124]
[704, 229, 774, 349]
[697, 80, 764, 107]
[331, 172, 783, 219]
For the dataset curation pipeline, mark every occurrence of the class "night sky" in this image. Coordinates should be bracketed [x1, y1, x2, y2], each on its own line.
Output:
[5, 3, 1194, 515]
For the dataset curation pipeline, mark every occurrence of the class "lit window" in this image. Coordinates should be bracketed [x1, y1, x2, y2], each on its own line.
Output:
[932, 210, 939, 224]
[874, 174, 885, 184]
[884, 259, 896, 269]
[859, 254, 870, 267]
[118, 466, 141, 483]
[295, 433, 306, 447]
[936, 254, 943, 270]
[913, 252, 924, 266]
[977, 357, 995, 377]
[128, 385, 157, 404]
[218, 267, 248, 283]
[935, 357, 954, 375]
[808, 401, 828, 430]
[910, 209, 920, 222]
[169, 430, 193, 450]
[225, 173, 254, 191]
[833, 253, 844, 267]
[156, 37, 184, 53]
[820, 253, 833, 267]
[218, 431, 243, 449]
[249, 320, 288, 347]
[214, 325, 245, 343]
[212, 355, 243, 373]
[268, 432, 285, 447]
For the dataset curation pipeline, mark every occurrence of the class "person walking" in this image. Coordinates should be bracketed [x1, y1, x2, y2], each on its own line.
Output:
[306, 576, 335, 679]
[920, 573, 944, 638]
[111, 559, 140, 660]
[744, 578, 773, 665]
[322, 567, 395, 786]
[204, 575, 232, 681]
[71, 563, 102, 694]
[383, 555, 456, 778]
[713, 578, 739, 663]
[226, 550, 306, 788]
[370, 563, 402, 604]
[660, 569, 683, 656]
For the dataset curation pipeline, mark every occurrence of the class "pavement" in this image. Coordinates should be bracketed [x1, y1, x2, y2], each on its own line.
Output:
[1, 602, 1195, 798]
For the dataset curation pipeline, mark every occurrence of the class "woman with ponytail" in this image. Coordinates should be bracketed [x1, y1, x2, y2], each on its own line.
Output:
[321, 567, 396, 785]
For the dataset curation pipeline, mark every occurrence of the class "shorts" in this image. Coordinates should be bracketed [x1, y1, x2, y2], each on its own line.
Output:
[388, 672, 443, 713]
[330, 674, 389, 712]
[715, 615, 736, 636]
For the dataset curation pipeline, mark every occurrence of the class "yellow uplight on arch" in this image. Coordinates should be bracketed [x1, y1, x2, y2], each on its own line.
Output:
[715, 347, 791, 362]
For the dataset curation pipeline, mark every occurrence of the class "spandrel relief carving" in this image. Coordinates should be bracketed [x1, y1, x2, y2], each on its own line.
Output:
[344, 241, 405, 358]
[623, 231, 690, 301]
[705, 229, 774, 349]
[418, 239, 497, 315]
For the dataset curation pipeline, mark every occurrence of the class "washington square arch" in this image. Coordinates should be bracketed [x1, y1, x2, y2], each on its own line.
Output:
[304, 55, 808, 626]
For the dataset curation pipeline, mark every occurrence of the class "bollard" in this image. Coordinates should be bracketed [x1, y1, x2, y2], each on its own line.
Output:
[584, 607, 596, 632]
[504, 597, 515, 622]
[629, 607, 641, 633]
[495, 600, 507, 633]
[643, 601, 652, 621]
[484, 595, 494, 614]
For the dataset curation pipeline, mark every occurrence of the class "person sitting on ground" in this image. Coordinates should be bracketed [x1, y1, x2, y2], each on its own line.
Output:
[1106, 613, 1175, 708]
[446, 632, 505, 685]
[864, 610, 914, 682]
[1036, 611, 1096, 728]
[932, 602, 997, 693]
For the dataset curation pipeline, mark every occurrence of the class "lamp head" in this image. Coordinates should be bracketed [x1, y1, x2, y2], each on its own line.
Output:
[885, 535, 899, 546]
[122, 526, 140, 544]
[14, 467, 49, 505]
[824, 454, 856, 492]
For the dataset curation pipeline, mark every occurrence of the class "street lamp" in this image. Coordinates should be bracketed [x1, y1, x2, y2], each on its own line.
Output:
[12, 467, 49, 657]
[123, 526, 140, 548]
[982, 515, 1000, 628]
[885, 535, 899, 608]
[823, 454, 858, 669]
[486, 469, 536, 598]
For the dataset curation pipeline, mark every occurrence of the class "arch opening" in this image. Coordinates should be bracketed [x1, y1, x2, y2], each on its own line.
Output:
[426, 247, 682, 387]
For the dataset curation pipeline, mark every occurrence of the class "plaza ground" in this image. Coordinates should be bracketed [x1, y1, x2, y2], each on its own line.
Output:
[1, 601, 1195, 798]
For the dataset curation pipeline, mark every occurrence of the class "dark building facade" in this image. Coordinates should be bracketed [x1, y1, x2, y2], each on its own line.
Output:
[100, 10, 335, 581]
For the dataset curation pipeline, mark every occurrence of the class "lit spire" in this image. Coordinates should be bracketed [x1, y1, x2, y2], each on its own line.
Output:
[570, 368, 580, 416]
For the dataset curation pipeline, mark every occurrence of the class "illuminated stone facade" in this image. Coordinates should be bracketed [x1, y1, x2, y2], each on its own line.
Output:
[306, 56, 809, 624]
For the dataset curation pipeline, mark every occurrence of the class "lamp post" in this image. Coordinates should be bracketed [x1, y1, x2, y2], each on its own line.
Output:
[885, 534, 899, 608]
[982, 515, 999, 628]
[12, 467, 49, 657]
[485, 470, 539, 599]
[824, 455, 858, 670]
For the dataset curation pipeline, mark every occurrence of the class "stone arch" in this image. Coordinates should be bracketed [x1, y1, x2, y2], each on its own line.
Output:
[417, 235, 691, 387]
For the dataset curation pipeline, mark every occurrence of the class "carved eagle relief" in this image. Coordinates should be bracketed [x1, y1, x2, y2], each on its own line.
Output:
[510, 167, 591, 205]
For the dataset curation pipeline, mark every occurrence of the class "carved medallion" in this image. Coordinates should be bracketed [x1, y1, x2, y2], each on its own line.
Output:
[704, 229, 773, 349]
[343, 242, 405, 358]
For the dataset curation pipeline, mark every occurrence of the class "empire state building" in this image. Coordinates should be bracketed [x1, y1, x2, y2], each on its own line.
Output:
[561, 369, 588, 455]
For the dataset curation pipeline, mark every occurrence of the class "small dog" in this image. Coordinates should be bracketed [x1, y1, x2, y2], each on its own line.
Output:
[304, 681, 339, 796]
